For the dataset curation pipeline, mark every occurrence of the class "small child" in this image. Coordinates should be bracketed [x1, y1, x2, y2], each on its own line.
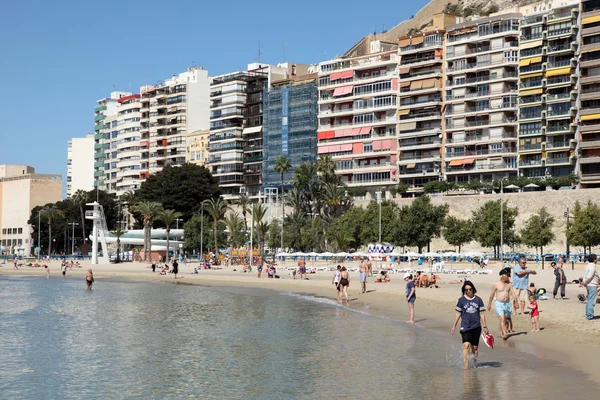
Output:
[528, 295, 540, 332]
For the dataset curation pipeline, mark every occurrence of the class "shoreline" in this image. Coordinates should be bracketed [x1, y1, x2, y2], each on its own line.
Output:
[2, 261, 600, 384]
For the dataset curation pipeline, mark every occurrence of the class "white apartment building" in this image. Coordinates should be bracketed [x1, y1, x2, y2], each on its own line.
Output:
[115, 94, 142, 195]
[140, 67, 210, 178]
[67, 134, 95, 197]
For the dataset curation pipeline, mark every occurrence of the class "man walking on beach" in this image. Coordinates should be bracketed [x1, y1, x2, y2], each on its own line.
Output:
[581, 254, 599, 320]
[298, 258, 307, 280]
[512, 256, 536, 315]
[359, 259, 368, 294]
[551, 261, 567, 300]
[488, 268, 519, 340]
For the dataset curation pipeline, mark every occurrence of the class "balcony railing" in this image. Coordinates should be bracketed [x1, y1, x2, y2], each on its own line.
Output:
[547, 107, 572, 116]
[400, 111, 441, 121]
[520, 80, 543, 89]
[519, 160, 542, 166]
[447, 134, 516, 144]
[521, 33, 543, 41]
[547, 92, 571, 101]
[548, 28, 573, 37]
[547, 123, 571, 132]
[521, 143, 542, 150]
[399, 41, 443, 53]
[546, 157, 571, 165]
[547, 60, 572, 69]
[448, 25, 519, 43]
[446, 72, 517, 87]
[546, 141, 570, 148]
[547, 76, 572, 85]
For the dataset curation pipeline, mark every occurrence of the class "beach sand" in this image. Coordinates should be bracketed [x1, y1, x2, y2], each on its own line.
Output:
[3, 258, 599, 383]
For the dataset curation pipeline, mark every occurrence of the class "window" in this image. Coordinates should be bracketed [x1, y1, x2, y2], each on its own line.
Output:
[18, 228, 22, 234]
[363, 142, 373, 153]
[353, 113, 374, 124]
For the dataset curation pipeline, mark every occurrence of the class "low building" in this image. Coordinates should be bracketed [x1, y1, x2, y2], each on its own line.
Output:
[0, 165, 62, 257]
[67, 134, 95, 197]
[186, 129, 210, 166]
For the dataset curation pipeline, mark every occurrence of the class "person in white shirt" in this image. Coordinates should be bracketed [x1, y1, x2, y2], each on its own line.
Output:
[581, 254, 599, 320]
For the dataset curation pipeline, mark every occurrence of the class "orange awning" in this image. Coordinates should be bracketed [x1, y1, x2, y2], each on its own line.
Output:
[400, 81, 411, 88]
[449, 159, 464, 166]
[400, 67, 411, 74]
[412, 35, 424, 45]
[463, 158, 475, 165]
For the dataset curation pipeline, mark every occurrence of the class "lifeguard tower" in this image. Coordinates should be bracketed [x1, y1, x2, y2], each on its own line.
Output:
[85, 202, 110, 264]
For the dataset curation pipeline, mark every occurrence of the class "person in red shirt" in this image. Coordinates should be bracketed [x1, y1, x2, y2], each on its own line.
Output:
[528, 294, 540, 332]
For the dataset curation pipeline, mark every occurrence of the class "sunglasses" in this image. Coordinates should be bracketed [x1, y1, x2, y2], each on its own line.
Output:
[465, 288, 473, 291]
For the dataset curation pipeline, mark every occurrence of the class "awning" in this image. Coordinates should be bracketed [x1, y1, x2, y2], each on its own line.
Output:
[373, 141, 382, 151]
[397, 109, 411, 116]
[519, 59, 531, 67]
[520, 88, 543, 96]
[340, 144, 353, 151]
[318, 130, 335, 140]
[399, 122, 417, 131]
[520, 72, 543, 79]
[331, 70, 353, 80]
[333, 87, 345, 96]
[421, 79, 435, 89]
[581, 114, 600, 121]
[353, 143, 363, 154]
[405, 163, 416, 169]
[317, 146, 329, 154]
[583, 15, 600, 25]
[400, 81, 411, 88]
[520, 40, 543, 49]
[242, 126, 262, 135]
[399, 67, 411, 74]
[463, 158, 475, 165]
[399, 38, 411, 47]
[529, 56, 543, 64]
[360, 126, 372, 134]
[411, 36, 424, 45]
[581, 47, 600, 54]
[410, 80, 423, 90]
[546, 67, 571, 77]
[449, 159, 464, 166]
[351, 127, 362, 135]
[335, 128, 352, 137]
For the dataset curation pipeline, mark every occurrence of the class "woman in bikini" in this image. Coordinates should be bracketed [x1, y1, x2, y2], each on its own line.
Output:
[339, 266, 350, 304]
[86, 269, 94, 290]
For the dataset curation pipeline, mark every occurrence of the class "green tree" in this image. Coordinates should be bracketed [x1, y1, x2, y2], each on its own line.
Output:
[568, 201, 600, 254]
[40, 205, 65, 255]
[183, 214, 213, 254]
[110, 227, 127, 263]
[235, 193, 251, 232]
[400, 195, 449, 253]
[132, 201, 163, 262]
[358, 200, 399, 244]
[471, 200, 519, 255]
[337, 207, 366, 250]
[204, 198, 230, 254]
[443, 216, 473, 253]
[268, 219, 282, 250]
[520, 207, 555, 268]
[71, 190, 88, 247]
[423, 180, 455, 194]
[134, 163, 220, 220]
[251, 203, 268, 253]
[274, 156, 292, 249]
[158, 209, 183, 262]
[316, 155, 337, 184]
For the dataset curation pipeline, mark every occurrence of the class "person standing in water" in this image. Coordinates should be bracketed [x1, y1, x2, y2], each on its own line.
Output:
[359, 259, 368, 294]
[172, 259, 179, 279]
[86, 269, 94, 290]
[404, 273, 416, 323]
[488, 268, 519, 340]
[45, 265, 50, 279]
[332, 265, 342, 302]
[339, 267, 350, 304]
[451, 281, 488, 369]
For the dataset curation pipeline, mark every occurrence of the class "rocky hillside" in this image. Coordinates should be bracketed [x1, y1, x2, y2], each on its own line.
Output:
[445, 0, 542, 20]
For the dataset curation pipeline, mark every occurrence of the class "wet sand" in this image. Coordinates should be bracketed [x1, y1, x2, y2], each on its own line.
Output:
[3, 258, 599, 383]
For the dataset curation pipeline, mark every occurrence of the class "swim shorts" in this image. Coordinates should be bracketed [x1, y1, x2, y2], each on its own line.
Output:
[495, 300, 512, 318]
[460, 327, 482, 346]
[360, 272, 367, 282]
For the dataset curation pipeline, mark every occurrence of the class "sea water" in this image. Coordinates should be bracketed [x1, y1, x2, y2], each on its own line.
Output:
[0, 276, 596, 399]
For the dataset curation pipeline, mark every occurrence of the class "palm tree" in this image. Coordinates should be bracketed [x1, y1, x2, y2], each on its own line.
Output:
[274, 156, 291, 250]
[158, 209, 183, 262]
[204, 198, 229, 255]
[251, 203, 267, 254]
[132, 201, 163, 262]
[284, 188, 304, 213]
[71, 190, 88, 247]
[40, 205, 65, 256]
[224, 212, 244, 261]
[317, 155, 337, 183]
[258, 221, 270, 255]
[110, 227, 126, 263]
[120, 190, 136, 229]
[235, 193, 251, 232]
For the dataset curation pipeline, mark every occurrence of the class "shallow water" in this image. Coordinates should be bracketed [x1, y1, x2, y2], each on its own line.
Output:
[0, 276, 596, 399]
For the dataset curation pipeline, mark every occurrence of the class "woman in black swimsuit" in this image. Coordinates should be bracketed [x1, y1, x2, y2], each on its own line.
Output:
[339, 267, 350, 304]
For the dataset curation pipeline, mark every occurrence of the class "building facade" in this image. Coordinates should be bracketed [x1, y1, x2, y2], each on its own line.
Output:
[0, 166, 62, 257]
[67, 134, 95, 197]
[186, 129, 210, 166]
[115, 94, 142, 196]
[317, 44, 399, 198]
[263, 74, 318, 190]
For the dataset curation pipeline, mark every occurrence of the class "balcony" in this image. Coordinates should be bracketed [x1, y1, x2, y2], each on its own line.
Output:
[580, 139, 600, 149]
[447, 133, 516, 144]
[520, 33, 543, 42]
[520, 80, 543, 89]
[94, 161, 104, 168]
[399, 41, 443, 53]
[520, 143, 543, 151]
[547, 92, 572, 101]
[244, 155, 263, 163]
[94, 105, 107, 113]
[547, 107, 572, 117]
[547, 60, 572, 69]
[582, 25, 600, 37]
[94, 143, 105, 150]
[94, 115, 106, 122]
[446, 72, 517, 87]
[398, 154, 441, 163]
[399, 139, 441, 149]
[519, 159, 543, 167]
[94, 132, 106, 140]
[548, 27, 575, 38]
[94, 171, 104, 178]
[94, 124, 104, 132]
[546, 157, 572, 165]
[400, 54, 441, 67]
[547, 76, 573, 86]
[94, 152, 104, 159]
[400, 111, 441, 121]
[547, 123, 572, 133]
[580, 107, 600, 116]
[448, 25, 519, 43]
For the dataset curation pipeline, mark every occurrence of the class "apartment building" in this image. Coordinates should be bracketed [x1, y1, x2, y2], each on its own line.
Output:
[444, 15, 520, 185]
[578, 0, 600, 187]
[0, 165, 62, 257]
[397, 30, 445, 191]
[115, 94, 142, 195]
[263, 73, 318, 191]
[317, 42, 399, 198]
[518, 2, 579, 178]
[67, 134, 95, 197]
[140, 67, 210, 181]
[186, 129, 210, 166]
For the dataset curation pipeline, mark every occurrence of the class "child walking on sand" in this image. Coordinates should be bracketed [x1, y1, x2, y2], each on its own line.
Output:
[528, 295, 540, 332]
[404, 273, 416, 323]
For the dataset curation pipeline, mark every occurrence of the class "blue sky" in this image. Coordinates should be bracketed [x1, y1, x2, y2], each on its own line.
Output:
[0, 0, 429, 192]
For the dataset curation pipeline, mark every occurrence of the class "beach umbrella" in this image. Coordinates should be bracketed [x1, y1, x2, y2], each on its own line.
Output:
[464, 251, 484, 257]
[403, 251, 421, 258]
[321, 252, 334, 267]
[504, 184, 519, 190]
[524, 183, 539, 188]
[276, 252, 289, 257]
[442, 251, 459, 257]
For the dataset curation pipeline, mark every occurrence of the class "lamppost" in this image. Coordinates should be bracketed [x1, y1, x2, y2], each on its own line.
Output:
[564, 207, 574, 270]
[68, 222, 79, 255]
[377, 187, 385, 243]
[37, 212, 41, 260]
[175, 218, 183, 230]
[500, 179, 505, 263]
[200, 200, 207, 261]
[52, 238, 56, 255]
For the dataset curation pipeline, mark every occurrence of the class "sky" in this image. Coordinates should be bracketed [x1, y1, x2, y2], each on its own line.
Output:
[0, 0, 430, 193]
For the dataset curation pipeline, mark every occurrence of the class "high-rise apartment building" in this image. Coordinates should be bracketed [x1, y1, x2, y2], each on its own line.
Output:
[397, 29, 445, 192]
[518, 2, 579, 178]
[115, 94, 142, 195]
[140, 68, 210, 179]
[317, 43, 399, 198]
[67, 134, 95, 197]
[578, 0, 600, 187]
[263, 73, 318, 190]
[444, 15, 520, 184]
[186, 129, 210, 166]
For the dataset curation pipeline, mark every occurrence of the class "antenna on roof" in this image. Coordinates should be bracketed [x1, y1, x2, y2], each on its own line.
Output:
[257, 40, 262, 63]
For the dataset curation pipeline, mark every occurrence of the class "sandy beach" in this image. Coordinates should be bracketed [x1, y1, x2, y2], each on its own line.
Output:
[3, 258, 600, 383]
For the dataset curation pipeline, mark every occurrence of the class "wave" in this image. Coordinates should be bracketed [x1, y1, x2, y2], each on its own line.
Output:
[279, 291, 382, 318]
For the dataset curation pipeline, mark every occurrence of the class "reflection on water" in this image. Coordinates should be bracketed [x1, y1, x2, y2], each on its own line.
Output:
[0, 276, 597, 399]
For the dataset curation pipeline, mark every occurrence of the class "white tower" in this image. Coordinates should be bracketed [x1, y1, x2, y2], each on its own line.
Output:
[85, 202, 110, 264]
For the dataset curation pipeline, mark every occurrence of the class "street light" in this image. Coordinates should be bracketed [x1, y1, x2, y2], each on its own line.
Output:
[175, 217, 183, 230]
[68, 222, 79, 255]
[200, 200, 207, 261]
[37, 212, 41, 260]
[564, 207, 574, 270]
[378, 187, 385, 243]
[52, 238, 56, 255]
[500, 178, 506, 264]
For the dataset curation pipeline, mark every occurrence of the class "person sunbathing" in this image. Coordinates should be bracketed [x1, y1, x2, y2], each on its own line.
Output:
[428, 274, 438, 288]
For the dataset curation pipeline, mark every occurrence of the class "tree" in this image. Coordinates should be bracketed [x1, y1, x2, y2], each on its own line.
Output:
[358, 200, 399, 245]
[568, 201, 600, 254]
[132, 201, 163, 262]
[40, 205, 65, 255]
[158, 209, 183, 262]
[251, 203, 268, 253]
[258, 221, 270, 255]
[134, 163, 220, 220]
[235, 193, 251, 232]
[520, 207, 555, 267]
[337, 207, 366, 250]
[268, 219, 282, 250]
[316, 155, 337, 183]
[443, 216, 473, 253]
[274, 156, 292, 249]
[71, 190, 88, 248]
[204, 198, 229, 254]
[471, 200, 519, 255]
[183, 214, 213, 253]
[110, 227, 126, 263]
[399, 196, 449, 253]
[423, 180, 455, 194]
